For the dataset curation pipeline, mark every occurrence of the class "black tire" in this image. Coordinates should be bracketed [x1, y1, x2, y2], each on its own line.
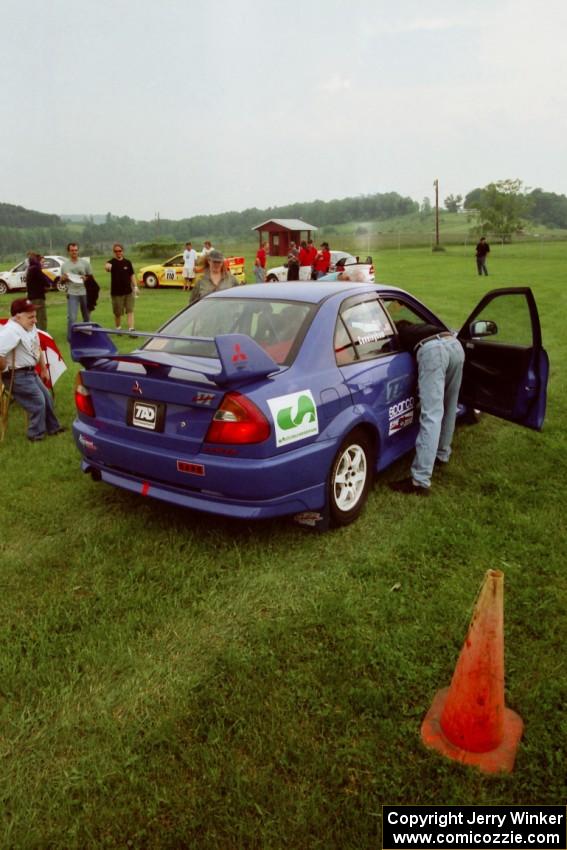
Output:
[328, 428, 373, 527]
[144, 273, 159, 289]
[0, 280, 8, 295]
[55, 277, 67, 293]
[266, 274, 278, 283]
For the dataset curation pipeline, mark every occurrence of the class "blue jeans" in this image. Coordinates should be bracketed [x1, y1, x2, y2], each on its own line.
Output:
[3, 370, 61, 438]
[67, 294, 90, 341]
[411, 336, 465, 488]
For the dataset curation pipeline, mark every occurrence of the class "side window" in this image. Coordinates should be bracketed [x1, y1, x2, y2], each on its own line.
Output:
[42, 258, 57, 269]
[381, 298, 428, 327]
[468, 293, 533, 346]
[334, 299, 396, 365]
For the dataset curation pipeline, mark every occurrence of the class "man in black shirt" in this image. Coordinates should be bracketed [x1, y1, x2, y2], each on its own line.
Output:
[105, 243, 137, 332]
[26, 253, 52, 330]
[389, 320, 465, 495]
[475, 237, 490, 276]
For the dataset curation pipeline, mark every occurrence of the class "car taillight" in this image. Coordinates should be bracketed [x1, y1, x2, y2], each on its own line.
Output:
[205, 392, 270, 444]
[74, 373, 95, 417]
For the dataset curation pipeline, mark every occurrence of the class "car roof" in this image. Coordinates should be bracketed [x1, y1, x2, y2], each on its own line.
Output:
[211, 281, 404, 305]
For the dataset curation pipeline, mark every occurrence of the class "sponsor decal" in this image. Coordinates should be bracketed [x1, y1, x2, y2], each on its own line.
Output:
[177, 460, 205, 476]
[388, 396, 415, 435]
[132, 401, 157, 429]
[193, 392, 215, 405]
[164, 268, 176, 280]
[267, 389, 319, 447]
[78, 434, 97, 451]
[357, 331, 386, 345]
[386, 376, 412, 403]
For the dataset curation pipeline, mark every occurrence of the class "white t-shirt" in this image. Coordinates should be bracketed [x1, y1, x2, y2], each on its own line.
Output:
[183, 248, 197, 276]
[0, 319, 40, 370]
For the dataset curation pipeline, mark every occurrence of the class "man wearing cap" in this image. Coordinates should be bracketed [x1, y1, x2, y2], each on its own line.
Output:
[189, 249, 238, 304]
[0, 299, 64, 441]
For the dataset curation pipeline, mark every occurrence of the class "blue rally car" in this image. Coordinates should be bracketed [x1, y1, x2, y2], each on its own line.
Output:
[70, 283, 548, 528]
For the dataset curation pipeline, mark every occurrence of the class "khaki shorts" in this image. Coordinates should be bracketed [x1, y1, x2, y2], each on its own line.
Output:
[112, 294, 135, 316]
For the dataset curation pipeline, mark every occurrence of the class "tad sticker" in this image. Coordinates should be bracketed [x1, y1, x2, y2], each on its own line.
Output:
[268, 390, 319, 447]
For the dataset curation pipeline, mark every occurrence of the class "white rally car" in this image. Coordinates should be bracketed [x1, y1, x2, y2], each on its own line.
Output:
[266, 251, 375, 282]
[0, 255, 68, 295]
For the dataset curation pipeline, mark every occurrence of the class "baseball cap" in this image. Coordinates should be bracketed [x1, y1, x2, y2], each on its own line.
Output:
[208, 249, 225, 263]
[10, 298, 37, 316]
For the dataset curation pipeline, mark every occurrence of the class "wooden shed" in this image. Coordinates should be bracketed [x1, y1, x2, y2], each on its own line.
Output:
[252, 218, 318, 257]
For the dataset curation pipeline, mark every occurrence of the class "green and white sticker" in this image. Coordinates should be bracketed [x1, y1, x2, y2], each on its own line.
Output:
[267, 389, 319, 447]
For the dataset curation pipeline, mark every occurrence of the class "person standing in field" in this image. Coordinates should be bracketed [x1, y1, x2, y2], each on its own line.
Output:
[25, 253, 51, 331]
[61, 242, 92, 341]
[105, 243, 137, 332]
[286, 241, 300, 281]
[190, 250, 238, 303]
[475, 237, 490, 276]
[306, 238, 318, 279]
[182, 241, 197, 292]
[313, 242, 331, 279]
[201, 240, 214, 263]
[255, 241, 268, 282]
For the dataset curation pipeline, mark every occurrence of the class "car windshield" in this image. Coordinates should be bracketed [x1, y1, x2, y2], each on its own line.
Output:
[144, 297, 314, 365]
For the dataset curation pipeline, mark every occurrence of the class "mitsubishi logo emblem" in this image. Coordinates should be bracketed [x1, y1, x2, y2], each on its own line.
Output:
[132, 381, 143, 395]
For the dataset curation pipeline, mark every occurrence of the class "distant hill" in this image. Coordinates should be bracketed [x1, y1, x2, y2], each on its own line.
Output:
[0, 202, 61, 228]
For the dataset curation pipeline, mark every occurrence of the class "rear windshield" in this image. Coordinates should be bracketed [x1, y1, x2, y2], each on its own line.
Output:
[144, 297, 314, 365]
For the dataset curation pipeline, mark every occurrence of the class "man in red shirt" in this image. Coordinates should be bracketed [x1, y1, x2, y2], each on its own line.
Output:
[255, 241, 268, 282]
[313, 242, 331, 279]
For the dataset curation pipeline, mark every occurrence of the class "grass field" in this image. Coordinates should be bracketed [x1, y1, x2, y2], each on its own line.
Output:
[1, 243, 566, 849]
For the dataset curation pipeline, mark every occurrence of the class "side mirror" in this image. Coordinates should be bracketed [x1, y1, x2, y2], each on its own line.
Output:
[470, 319, 498, 337]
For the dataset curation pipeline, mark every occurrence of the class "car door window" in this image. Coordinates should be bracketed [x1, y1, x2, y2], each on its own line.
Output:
[381, 297, 428, 327]
[466, 293, 533, 346]
[335, 298, 395, 365]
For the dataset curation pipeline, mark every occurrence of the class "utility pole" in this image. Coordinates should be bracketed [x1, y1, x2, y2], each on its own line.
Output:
[433, 179, 440, 247]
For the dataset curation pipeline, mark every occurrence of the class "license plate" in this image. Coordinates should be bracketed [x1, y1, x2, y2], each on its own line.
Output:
[127, 398, 165, 432]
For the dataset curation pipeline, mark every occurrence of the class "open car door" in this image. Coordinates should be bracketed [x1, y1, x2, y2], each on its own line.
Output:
[457, 287, 548, 431]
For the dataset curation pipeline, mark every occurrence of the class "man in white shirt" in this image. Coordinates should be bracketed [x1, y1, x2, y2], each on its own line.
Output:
[182, 241, 198, 292]
[0, 299, 64, 441]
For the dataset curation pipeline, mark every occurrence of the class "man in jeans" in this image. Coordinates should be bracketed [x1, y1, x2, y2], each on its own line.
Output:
[389, 321, 465, 495]
[61, 242, 92, 341]
[0, 299, 64, 441]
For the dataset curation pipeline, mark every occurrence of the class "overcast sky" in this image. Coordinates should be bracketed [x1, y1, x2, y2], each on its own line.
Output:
[2, 0, 566, 221]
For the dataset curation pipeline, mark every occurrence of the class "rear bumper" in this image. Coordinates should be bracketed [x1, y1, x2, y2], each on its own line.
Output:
[73, 421, 332, 520]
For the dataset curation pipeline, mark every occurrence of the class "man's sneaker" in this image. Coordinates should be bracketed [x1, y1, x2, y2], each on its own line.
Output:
[27, 433, 45, 442]
[388, 477, 430, 496]
[128, 327, 136, 337]
[48, 427, 67, 436]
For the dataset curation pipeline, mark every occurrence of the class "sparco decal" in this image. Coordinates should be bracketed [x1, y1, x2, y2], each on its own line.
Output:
[388, 396, 415, 435]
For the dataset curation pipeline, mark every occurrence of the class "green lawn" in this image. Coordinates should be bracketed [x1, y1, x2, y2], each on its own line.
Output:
[1, 243, 566, 849]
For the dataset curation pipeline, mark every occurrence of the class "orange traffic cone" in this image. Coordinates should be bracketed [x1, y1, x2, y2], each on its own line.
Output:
[421, 569, 523, 773]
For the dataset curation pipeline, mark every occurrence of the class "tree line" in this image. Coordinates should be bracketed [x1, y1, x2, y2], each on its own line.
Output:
[1, 185, 567, 257]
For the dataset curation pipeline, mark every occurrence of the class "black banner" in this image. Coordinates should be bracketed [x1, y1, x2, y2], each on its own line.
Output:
[383, 806, 566, 850]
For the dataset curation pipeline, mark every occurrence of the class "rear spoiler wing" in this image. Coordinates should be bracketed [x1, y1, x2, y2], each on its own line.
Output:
[70, 323, 279, 385]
